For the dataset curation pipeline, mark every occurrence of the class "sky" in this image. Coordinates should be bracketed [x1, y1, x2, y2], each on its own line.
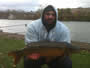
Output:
[0, 0, 90, 11]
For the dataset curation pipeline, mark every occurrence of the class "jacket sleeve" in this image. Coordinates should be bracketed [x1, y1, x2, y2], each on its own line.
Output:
[59, 28, 71, 43]
[25, 23, 38, 45]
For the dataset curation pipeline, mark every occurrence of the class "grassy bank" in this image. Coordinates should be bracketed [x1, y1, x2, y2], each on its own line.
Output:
[0, 32, 90, 68]
[0, 34, 24, 68]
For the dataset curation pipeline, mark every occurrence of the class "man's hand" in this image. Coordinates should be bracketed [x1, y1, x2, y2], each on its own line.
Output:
[24, 46, 40, 60]
[27, 53, 40, 60]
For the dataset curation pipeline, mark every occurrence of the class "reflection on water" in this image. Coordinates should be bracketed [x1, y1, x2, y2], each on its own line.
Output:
[0, 19, 90, 43]
[63, 21, 90, 43]
[0, 19, 32, 34]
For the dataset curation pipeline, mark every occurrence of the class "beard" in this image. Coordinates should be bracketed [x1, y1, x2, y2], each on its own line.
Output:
[45, 19, 55, 24]
[42, 19, 56, 32]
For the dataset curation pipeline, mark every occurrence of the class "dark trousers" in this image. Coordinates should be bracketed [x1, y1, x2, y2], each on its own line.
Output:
[24, 57, 46, 68]
[24, 56, 72, 68]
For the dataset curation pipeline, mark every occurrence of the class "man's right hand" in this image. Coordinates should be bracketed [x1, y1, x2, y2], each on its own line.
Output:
[27, 53, 40, 60]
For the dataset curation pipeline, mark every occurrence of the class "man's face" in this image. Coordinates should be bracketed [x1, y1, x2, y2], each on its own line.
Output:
[44, 11, 56, 24]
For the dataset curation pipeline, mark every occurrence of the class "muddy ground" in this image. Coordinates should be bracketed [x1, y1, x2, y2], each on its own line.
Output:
[0, 32, 90, 48]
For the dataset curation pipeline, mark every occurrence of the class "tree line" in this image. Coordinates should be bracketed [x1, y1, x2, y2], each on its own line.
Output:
[0, 10, 41, 20]
[58, 8, 90, 21]
[0, 8, 90, 21]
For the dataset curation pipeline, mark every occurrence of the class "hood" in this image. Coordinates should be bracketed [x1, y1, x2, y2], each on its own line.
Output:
[41, 5, 58, 32]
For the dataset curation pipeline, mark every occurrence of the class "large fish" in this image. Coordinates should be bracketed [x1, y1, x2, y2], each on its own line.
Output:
[8, 42, 90, 68]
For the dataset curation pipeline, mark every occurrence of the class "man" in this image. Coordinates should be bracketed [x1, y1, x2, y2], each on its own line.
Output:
[24, 5, 72, 68]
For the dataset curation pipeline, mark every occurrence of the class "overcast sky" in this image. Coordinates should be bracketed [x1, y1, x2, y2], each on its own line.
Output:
[0, 0, 90, 11]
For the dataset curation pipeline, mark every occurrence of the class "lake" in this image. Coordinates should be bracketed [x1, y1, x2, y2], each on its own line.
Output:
[0, 19, 90, 43]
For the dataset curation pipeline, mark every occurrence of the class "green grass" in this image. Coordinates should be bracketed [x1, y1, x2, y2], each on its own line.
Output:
[0, 36, 90, 68]
[72, 53, 90, 68]
[0, 36, 24, 68]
